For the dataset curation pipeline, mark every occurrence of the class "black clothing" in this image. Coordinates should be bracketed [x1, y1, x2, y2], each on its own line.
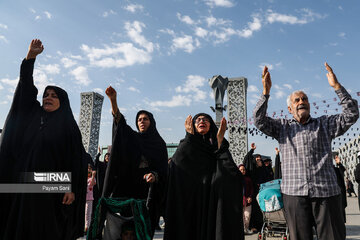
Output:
[334, 163, 347, 222]
[283, 194, 345, 240]
[274, 153, 282, 179]
[242, 149, 264, 231]
[102, 110, 168, 236]
[94, 152, 108, 194]
[0, 59, 87, 240]
[164, 113, 244, 240]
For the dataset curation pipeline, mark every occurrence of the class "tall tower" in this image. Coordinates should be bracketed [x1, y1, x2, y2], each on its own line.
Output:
[79, 92, 104, 160]
[227, 77, 248, 165]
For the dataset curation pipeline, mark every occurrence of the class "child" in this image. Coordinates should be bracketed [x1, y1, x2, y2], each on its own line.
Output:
[85, 164, 96, 233]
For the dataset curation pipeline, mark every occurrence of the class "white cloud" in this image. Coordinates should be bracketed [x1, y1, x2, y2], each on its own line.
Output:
[93, 88, 103, 94]
[238, 16, 262, 38]
[124, 4, 144, 13]
[35, 16, 41, 21]
[294, 80, 300, 84]
[102, 10, 116, 18]
[335, 52, 344, 56]
[177, 13, 195, 25]
[38, 63, 60, 75]
[1, 78, 18, 92]
[171, 35, 200, 53]
[159, 28, 176, 37]
[0, 100, 8, 105]
[44, 11, 52, 19]
[195, 27, 208, 38]
[175, 75, 207, 102]
[81, 43, 152, 68]
[205, 0, 235, 8]
[248, 85, 259, 93]
[0, 83, 3, 90]
[149, 95, 192, 107]
[128, 86, 140, 93]
[338, 32, 346, 39]
[61, 57, 77, 68]
[275, 90, 285, 99]
[70, 66, 91, 86]
[283, 84, 292, 90]
[0, 35, 8, 43]
[29, 8, 36, 14]
[0, 23, 8, 29]
[266, 9, 326, 25]
[205, 16, 231, 27]
[124, 21, 154, 52]
[249, 94, 261, 105]
[211, 28, 237, 44]
[33, 69, 54, 94]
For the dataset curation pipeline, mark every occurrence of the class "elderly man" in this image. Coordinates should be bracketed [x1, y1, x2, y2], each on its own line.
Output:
[253, 63, 359, 240]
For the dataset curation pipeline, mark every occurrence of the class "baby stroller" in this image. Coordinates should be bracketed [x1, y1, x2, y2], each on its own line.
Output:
[87, 197, 152, 240]
[257, 179, 289, 240]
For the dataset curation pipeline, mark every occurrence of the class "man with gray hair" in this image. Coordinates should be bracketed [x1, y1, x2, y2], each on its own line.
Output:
[253, 63, 359, 240]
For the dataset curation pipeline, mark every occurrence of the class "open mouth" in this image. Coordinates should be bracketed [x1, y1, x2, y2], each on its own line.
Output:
[44, 102, 53, 106]
[297, 105, 308, 110]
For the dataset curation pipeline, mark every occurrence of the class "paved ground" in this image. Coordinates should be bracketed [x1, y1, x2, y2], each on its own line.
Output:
[153, 196, 360, 240]
[79, 196, 360, 240]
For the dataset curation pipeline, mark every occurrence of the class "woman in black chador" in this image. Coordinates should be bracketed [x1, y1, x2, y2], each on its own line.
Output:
[102, 86, 168, 236]
[0, 39, 87, 240]
[164, 114, 244, 240]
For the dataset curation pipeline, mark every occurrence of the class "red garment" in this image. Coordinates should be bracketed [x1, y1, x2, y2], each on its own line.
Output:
[243, 176, 254, 206]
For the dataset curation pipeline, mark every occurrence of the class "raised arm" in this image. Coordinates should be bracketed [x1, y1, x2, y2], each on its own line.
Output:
[105, 86, 119, 116]
[262, 66, 272, 95]
[253, 66, 281, 139]
[12, 39, 44, 114]
[325, 62, 341, 90]
[217, 117, 227, 149]
[324, 63, 359, 138]
[184, 115, 194, 134]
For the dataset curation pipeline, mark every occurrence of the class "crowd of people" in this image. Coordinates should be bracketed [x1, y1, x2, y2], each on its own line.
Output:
[0, 39, 359, 240]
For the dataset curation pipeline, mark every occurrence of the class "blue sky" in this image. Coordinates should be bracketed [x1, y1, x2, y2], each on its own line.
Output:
[1, 0, 359, 161]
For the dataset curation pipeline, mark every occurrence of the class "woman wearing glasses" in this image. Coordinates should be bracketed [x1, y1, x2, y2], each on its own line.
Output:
[164, 113, 244, 240]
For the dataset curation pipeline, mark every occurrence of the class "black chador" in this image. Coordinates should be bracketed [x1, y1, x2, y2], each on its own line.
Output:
[164, 113, 244, 240]
[0, 59, 87, 240]
[102, 110, 168, 236]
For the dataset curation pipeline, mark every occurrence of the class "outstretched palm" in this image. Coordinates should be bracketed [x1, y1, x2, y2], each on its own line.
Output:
[26, 39, 44, 59]
[217, 117, 227, 149]
[325, 62, 340, 89]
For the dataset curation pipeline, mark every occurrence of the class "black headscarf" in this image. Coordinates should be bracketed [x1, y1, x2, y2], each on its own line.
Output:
[164, 113, 244, 240]
[100, 109, 168, 237]
[0, 59, 86, 240]
[103, 110, 168, 198]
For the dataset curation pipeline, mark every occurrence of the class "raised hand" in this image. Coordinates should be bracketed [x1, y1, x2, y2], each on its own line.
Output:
[217, 117, 227, 149]
[251, 143, 256, 150]
[262, 66, 272, 95]
[335, 155, 341, 164]
[105, 86, 117, 101]
[105, 86, 118, 115]
[325, 62, 341, 90]
[275, 147, 280, 155]
[185, 115, 194, 134]
[26, 39, 44, 60]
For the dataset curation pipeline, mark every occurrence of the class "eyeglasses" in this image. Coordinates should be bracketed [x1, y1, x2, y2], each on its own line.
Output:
[195, 117, 210, 124]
